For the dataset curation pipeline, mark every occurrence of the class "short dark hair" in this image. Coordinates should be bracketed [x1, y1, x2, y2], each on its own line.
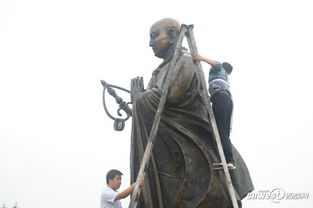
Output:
[222, 62, 233, 74]
[106, 169, 123, 184]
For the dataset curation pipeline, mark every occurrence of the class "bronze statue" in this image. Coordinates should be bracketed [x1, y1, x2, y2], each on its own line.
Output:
[105, 18, 254, 207]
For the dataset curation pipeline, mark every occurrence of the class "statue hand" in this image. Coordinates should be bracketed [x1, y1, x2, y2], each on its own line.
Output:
[131, 76, 144, 102]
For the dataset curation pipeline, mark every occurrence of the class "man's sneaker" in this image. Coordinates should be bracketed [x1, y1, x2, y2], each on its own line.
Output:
[213, 162, 236, 170]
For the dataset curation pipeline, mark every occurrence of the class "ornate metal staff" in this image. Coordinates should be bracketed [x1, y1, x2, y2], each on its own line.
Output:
[100, 80, 132, 131]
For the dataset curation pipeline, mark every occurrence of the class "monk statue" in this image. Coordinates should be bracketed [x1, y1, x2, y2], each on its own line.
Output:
[129, 18, 253, 208]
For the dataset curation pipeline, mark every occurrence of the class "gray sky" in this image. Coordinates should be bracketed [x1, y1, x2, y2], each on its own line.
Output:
[1, 0, 312, 207]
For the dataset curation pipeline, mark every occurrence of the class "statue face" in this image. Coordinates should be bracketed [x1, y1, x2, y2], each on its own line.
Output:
[149, 24, 170, 58]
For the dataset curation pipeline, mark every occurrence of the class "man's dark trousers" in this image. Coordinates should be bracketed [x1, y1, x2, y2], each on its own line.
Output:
[211, 91, 234, 163]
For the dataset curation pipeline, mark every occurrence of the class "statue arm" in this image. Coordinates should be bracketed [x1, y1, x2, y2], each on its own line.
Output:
[131, 56, 197, 106]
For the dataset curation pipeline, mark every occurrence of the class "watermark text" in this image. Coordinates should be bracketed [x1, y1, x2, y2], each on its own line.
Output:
[247, 188, 309, 203]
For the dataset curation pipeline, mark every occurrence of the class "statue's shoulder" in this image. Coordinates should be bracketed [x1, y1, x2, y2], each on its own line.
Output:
[177, 51, 195, 69]
[179, 51, 192, 62]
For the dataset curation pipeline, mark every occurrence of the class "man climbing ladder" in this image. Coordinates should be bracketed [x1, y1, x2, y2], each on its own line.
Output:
[193, 53, 235, 169]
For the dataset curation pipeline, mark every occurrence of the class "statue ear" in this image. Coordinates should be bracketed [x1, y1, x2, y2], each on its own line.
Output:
[167, 28, 178, 44]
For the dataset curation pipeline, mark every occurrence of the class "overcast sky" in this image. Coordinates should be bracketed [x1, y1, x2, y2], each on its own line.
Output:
[1, 0, 313, 207]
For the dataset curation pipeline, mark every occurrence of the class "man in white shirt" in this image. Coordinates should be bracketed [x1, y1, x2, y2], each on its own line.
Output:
[100, 169, 142, 208]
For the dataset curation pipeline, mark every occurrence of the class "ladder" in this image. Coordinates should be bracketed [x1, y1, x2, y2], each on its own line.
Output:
[129, 24, 239, 208]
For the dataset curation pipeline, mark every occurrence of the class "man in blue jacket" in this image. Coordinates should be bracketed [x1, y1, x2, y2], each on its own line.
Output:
[193, 53, 235, 169]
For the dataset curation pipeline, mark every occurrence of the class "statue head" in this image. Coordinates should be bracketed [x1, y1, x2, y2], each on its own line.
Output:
[149, 18, 181, 59]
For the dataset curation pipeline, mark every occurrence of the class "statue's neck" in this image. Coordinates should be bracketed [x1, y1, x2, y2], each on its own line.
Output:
[162, 44, 176, 63]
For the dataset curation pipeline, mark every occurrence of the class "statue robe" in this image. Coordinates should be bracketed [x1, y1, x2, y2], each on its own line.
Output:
[130, 52, 253, 208]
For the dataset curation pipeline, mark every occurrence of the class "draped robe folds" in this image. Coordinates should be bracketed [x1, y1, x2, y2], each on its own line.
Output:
[130, 52, 254, 208]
